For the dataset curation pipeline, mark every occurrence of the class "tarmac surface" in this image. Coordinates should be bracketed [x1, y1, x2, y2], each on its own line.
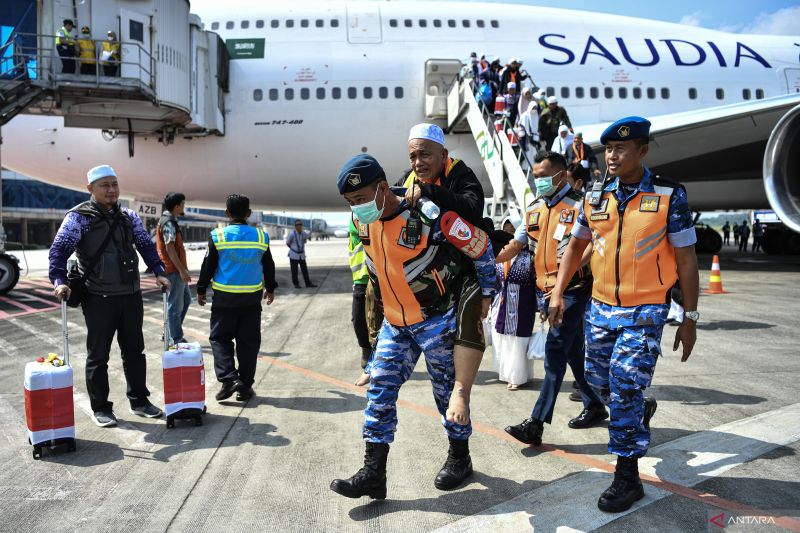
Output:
[0, 240, 799, 532]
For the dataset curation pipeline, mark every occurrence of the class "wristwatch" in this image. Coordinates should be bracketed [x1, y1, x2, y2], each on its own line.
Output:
[684, 310, 700, 322]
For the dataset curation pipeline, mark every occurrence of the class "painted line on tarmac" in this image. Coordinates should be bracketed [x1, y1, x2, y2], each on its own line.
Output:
[256, 353, 800, 532]
[433, 403, 800, 533]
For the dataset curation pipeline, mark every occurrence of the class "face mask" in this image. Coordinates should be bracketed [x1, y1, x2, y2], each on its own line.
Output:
[534, 170, 563, 197]
[350, 186, 385, 224]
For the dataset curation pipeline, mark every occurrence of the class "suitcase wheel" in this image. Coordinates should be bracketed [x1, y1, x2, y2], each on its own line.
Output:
[166, 416, 175, 429]
[32, 445, 42, 460]
[194, 415, 203, 427]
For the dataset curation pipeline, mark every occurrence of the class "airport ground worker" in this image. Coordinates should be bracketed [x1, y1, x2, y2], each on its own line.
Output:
[196, 194, 277, 403]
[331, 154, 497, 499]
[49, 165, 169, 427]
[548, 116, 699, 513]
[77, 26, 96, 75]
[156, 192, 191, 346]
[496, 151, 607, 447]
[55, 19, 77, 74]
[101, 31, 121, 76]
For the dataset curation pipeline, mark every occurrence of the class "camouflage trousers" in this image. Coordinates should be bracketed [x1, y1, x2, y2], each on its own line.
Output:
[584, 321, 663, 458]
[363, 308, 471, 444]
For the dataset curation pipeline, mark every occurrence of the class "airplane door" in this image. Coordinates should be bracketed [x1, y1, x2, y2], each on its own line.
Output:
[346, 4, 382, 44]
[784, 69, 800, 93]
[120, 9, 151, 85]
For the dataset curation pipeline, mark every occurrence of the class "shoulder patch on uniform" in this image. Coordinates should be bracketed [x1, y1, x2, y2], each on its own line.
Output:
[357, 221, 369, 239]
[559, 209, 574, 224]
[527, 211, 540, 228]
[639, 195, 660, 212]
[441, 212, 488, 259]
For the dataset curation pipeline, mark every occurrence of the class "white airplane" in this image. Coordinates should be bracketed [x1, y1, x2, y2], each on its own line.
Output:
[3, 1, 800, 238]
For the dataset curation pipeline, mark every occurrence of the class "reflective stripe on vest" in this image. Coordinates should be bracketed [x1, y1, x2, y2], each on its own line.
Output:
[586, 185, 677, 307]
[56, 27, 75, 46]
[402, 158, 459, 189]
[210, 225, 269, 293]
[360, 212, 435, 327]
[348, 240, 369, 281]
[525, 191, 584, 292]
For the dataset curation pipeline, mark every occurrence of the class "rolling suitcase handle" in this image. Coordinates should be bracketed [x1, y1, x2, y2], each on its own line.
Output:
[162, 286, 169, 352]
[61, 300, 70, 366]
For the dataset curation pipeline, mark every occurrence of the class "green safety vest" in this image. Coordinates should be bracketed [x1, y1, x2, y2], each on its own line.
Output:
[348, 218, 369, 284]
[56, 27, 76, 46]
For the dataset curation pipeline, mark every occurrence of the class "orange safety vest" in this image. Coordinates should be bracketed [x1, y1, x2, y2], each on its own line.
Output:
[156, 217, 187, 274]
[525, 187, 589, 292]
[357, 211, 459, 327]
[402, 158, 458, 189]
[585, 182, 678, 307]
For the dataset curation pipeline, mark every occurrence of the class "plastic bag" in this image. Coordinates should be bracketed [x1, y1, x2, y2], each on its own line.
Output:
[527, 322, 547, 360]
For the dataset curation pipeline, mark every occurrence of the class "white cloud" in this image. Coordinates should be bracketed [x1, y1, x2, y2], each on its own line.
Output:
[739, 6, 800, 35]
[678, 11, 705, 27]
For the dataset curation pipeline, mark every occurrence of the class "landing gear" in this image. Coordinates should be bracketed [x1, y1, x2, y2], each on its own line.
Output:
[761, 226, 800, 255]
[0, 253, 20, 294]
[693, 225, 722, 255]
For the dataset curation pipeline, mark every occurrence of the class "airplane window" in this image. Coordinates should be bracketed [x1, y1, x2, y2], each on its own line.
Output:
[755, 89, 765, 99]
[348, 87, 357, 99]
[241, 21, 249, 29]
[395, 86, 404, 98]
[301, 19, 309, 28]
[575, 87, 584, 98]
[448, 19, 456, 28]
[404, 19, 413, 28]
[301, 88, 310, 100]
[546, 86, 554, 97]
[742, 89, 751, 100]
[561, 87, 569, 98]
[317, 88, 325, 99]
[364, 87, 373, 99]
[379, 86, 388, 99]
[590, 87, 599, 99]
[226, 21, 234, 30]
[689, 88, 698, 100]
[285, 88, 294, 100]
[316, 19, 324, 28]
[490, 20, 499, 28]
[604, 87, 613, 98]
[661, 87, 670, 99]
[211, 22, 219, 30]
[269, 89, 278, 101]
[462, 20, 471, 28]
[477, 20, 485, 28]
[331, 19, 339, 28]
[647, 87, 656, 99]
[332, 87, 341, 99]
[715, 88, 724, 99]
[253, 89, 262, 101]
[286, 19, 294, 28]
[271, 20, 279, 28]
[390, 19, 398, 28]
[419, 19, 427, 28]
[619, 87, 627, 98]
[255, 20, 264, 29]
[433, 19, 442, 28]
[633, 87, 642, 99]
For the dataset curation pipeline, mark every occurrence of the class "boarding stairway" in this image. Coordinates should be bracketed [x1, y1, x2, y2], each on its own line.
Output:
[423, 59, 536, 225]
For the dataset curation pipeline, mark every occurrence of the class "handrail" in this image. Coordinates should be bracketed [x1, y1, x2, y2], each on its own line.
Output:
[0, 31, 155, 92]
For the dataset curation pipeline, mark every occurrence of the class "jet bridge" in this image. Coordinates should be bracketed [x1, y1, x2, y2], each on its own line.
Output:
[425, 59, 536, 226]
[0, 0, 228, 137]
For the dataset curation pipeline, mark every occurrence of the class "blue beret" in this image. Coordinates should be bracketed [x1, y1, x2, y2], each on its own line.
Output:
[337, 154, 386, 194]
[600, 116, 651, 145]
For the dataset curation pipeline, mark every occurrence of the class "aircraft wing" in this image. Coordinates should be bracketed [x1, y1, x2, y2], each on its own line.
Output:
[580, 93, 800, 209]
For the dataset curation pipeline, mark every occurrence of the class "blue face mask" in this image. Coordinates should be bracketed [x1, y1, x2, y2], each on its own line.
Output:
[534, 170, 563, 197]
[350, 185, 385, 224]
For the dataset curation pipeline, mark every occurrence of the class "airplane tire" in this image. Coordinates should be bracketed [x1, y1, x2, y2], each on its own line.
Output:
[787, 232, 800, 255]
[0, 254, 20, 295]
[761, 230, 784, 255]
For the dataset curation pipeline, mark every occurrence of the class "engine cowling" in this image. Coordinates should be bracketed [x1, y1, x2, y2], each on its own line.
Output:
[764, 103, 800, 233]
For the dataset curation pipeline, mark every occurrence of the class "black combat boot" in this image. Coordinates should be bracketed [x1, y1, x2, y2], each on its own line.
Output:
[504, 417, 544, 445]
[330, 442, 389, 499]
[597, 456, 645, 513]
[434, 438, 474, 490]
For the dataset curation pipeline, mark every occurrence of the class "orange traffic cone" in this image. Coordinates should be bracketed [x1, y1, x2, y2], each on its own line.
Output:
[703, 255, 729, 294]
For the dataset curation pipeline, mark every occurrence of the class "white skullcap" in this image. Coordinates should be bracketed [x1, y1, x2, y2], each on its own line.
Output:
[536, 89, 546, 97]
[87, 164, 117, 184]
[408, 123, 445, 146]
[509, 57, 522, 64]
[547, 96, 558, 104]
[507, 81, 517, 89]
[558, 124, 569, 134]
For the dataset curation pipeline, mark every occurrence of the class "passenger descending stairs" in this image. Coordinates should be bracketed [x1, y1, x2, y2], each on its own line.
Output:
[445, 75, 535, 224]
